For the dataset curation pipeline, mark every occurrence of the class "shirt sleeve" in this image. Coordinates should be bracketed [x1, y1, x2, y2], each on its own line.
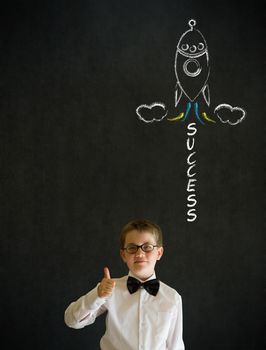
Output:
[166, 294, 185, 350]
[64, 284, 107, 329]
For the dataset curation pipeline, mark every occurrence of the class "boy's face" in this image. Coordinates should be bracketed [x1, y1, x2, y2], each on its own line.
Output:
[120, 229, 164, 281]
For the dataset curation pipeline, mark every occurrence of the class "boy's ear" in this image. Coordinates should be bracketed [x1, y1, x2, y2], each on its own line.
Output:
[157, 246, 164, 260]
[120, 249, 127, 263]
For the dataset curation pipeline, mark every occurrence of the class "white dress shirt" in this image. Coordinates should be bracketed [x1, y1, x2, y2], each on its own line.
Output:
[64, 272, 185, 350]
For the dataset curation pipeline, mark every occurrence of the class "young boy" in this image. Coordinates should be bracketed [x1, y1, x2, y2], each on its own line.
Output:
[64, 219, 185, 350]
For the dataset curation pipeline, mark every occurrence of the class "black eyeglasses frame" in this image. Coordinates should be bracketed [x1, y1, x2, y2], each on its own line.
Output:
[122, 243, 158, 254]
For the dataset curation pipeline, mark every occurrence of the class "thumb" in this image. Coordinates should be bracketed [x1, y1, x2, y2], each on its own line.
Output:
[103, 267, 111, 279]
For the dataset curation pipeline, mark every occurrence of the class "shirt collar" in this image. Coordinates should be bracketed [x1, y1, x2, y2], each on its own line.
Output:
[128, 271, 156, 283]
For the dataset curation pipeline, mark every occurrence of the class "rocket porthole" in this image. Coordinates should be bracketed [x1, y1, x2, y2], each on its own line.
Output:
[183, 59, 202, 77]
[189, 45, 197, 53]
[181, 43, 189, 51]
[198, 42, 205, 51]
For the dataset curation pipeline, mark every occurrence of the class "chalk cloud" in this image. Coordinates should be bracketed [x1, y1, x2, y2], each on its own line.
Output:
[136, 102, 168, 123]
[214, 104, 246, 125]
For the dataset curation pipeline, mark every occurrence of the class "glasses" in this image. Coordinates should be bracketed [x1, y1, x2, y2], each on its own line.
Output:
[123, 243, 158, 254]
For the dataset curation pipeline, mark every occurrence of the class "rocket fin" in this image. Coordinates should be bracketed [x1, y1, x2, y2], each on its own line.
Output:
[175, 83, 183, 107]
[202, 84, 210, 106]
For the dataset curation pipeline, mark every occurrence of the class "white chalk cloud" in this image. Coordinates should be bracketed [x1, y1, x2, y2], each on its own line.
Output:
[136, 102, 168, 123]
[214, 104, 246, 125]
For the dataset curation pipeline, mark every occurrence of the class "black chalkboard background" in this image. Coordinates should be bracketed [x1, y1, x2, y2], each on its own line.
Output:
[1, 0, 264, 349]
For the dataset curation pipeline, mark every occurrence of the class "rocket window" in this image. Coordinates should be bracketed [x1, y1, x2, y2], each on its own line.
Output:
[198, 42, 205, 51]
[189, 45, 197, 53]
[181, 43, 189, 51]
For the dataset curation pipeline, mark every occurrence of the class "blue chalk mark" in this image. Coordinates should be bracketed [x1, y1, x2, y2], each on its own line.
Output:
[194, 102, 205, 125]
[181, 102, 192, 122]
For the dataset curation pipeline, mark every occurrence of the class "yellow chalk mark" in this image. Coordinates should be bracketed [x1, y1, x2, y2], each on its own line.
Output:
[202, 112, 216, 123]
[167, 112, 184, 122]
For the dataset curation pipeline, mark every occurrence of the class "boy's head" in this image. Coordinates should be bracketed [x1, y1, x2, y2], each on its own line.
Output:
[120, 219, 164, 281]
[120, 219, 163, 248]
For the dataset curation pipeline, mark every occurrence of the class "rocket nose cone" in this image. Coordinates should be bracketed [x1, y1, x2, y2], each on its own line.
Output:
[177, 28, 208, 57]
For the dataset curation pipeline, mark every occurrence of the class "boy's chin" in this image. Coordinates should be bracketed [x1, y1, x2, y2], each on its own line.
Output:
[131, 266, 155, 280]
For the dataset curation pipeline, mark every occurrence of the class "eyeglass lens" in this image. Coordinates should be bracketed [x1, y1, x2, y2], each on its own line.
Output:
[125, 244, 155, 254]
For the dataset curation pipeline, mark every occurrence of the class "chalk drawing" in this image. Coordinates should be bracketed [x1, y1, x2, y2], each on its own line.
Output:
[186, 123, 197, 222]
[136, 18, 247, 126]
[173, 19, 212, 124]
[214, 104, 246, 125]
[135, 19, 247, 222]
[136, 102, 168, 123]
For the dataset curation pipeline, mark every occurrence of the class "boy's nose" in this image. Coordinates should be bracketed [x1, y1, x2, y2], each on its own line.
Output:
[135, 247, 145, 257]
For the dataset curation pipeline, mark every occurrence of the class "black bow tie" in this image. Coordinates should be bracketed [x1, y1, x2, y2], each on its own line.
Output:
[127, 276, 160, 296]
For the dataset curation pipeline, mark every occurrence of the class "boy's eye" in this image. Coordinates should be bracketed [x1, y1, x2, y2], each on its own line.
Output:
[127, 245, 138, 253]
[142, 244, 154, 252]
[124, 243, 157, 254]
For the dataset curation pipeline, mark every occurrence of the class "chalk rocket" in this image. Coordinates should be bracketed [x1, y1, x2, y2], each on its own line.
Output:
[174, 19, 210, 106]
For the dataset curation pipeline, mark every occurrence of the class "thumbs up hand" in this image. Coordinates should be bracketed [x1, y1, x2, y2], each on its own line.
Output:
[97, 267, 116, 298]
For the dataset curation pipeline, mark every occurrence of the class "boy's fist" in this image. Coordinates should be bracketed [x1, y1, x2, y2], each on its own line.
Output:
[97, 267, 116, 298]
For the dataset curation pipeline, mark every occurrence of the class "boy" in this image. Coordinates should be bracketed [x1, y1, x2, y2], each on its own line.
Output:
[64, 219, 185, 350]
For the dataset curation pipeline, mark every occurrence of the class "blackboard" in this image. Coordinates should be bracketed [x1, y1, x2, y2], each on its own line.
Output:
[1, 1, 264, 349]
